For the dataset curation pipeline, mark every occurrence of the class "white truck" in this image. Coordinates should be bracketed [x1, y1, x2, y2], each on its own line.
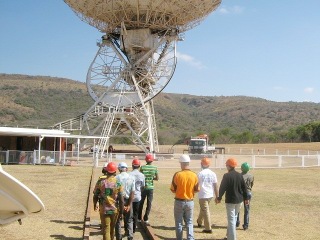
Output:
[188, 134, 216, 154]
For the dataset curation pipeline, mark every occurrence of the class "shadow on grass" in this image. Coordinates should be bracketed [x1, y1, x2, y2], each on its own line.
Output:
[69, 225, 83, 230]
[50, 219, 84, 239]
[90, 231, 102, 236]
[152, 225, 175, 240]
[152, 225, 176, 231]
[50, 235, 82, 240]
[154, 224, 227, 240]
[156, 234, 226, 240]
[50, 220, 84, 225]
[212, 224, 227, 229]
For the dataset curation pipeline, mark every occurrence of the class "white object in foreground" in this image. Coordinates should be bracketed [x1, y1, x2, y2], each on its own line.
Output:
[0, 165, 45, 225]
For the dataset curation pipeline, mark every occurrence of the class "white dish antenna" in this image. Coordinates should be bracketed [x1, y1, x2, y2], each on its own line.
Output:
[62, 0, 221, 155]
[64, 0, 221, 107]
[0, 166, 45, 225]
[64, 0, 221, 34]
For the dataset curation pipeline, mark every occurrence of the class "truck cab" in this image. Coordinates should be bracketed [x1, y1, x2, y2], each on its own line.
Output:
[188, 138, 207, 154]
[188, 134, 216, 154]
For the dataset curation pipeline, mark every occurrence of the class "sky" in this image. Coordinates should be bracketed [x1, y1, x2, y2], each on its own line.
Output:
[1, 1, 320, 103]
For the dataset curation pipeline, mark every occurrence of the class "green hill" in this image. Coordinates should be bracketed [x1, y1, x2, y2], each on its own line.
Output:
[1, 74, 320, 144]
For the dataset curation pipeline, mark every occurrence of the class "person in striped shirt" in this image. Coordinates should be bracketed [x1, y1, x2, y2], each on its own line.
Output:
[138, 153, 159, 225]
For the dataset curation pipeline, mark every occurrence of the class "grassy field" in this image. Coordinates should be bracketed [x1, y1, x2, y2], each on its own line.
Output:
[149, 166, 320, 240]
[1, 143, 320, 239]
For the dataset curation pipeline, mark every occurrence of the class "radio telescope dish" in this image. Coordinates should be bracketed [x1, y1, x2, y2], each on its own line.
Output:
[65, 0, 221, 107]
[62, 0, 221, 156]
[64, 0, 221, 33]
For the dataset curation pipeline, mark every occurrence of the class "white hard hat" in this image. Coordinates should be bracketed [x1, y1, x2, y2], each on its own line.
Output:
[118, 162, 128, 169]
[179, 154, 191, 163]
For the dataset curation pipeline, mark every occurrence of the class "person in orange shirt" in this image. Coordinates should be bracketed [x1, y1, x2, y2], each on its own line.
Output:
[170, 154, 199, 240]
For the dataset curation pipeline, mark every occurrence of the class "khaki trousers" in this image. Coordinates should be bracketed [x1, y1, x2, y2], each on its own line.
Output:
[100, 208, 119, 240]
[197, 198, 213, 230]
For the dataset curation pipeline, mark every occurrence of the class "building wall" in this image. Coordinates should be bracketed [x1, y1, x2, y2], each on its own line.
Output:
[0, 136, 65, 151]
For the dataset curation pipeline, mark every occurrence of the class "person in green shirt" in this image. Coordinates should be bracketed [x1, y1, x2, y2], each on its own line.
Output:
[137, 153, 159, 225]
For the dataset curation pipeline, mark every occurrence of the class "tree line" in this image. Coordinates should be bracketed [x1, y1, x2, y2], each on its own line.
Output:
[112, 121, 320, 145]
[205, 121, 320, 144]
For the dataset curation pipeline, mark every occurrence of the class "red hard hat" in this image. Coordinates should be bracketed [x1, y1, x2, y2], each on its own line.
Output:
[145, 153, 154, 162]
[132, 158, 141, 167]
[104, 162, 117, 173]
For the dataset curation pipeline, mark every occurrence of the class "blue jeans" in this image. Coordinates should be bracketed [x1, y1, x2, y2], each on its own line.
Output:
[237, 192, 252, 228]
[138, 189, 153, 221]
[226, 203, 241, 240]
[174, 200, 194, 240]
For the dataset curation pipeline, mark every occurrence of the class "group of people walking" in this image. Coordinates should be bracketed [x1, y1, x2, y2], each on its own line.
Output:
[171, 155, 254, 240]
[93, 153, 253, 240]
[93, 153, 158, 240]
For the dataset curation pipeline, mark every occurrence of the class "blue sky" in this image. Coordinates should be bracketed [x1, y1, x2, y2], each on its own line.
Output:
[1, 1, 320, 103]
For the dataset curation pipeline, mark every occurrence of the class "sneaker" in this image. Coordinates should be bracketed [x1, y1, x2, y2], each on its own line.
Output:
[202, 229, 213, 233]
[144, 220, 150, 226]
[243, 225, 248, 231]
[236, 222, 240, 227]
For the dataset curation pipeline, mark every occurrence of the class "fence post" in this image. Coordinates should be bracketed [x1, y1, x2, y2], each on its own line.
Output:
[252, 155, 256, 168]
[219, 154, 224, 170]
[62, 152, 65, 166]
[302, 155, 305, 167]
[33, 150, 36, 165]
[6, 150, 9, 164]
[63, 152, 66, 166]
[278, 155, 282, 167]
[94, 152, 98, 168]
[214, 153, 218, 168]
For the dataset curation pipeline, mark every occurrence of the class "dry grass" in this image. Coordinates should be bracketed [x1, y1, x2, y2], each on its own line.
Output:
[149, 166, 320, 240]
[1, 143, 320, 240]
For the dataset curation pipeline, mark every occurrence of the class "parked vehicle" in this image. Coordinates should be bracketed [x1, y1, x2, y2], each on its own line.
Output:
[188, 134, 216, 154]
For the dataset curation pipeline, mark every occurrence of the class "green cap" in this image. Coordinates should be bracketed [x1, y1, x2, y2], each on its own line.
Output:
[241, 162, 250, 173]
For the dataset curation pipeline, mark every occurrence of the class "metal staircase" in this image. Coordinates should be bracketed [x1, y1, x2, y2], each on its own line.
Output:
[96, 109, 116, 159]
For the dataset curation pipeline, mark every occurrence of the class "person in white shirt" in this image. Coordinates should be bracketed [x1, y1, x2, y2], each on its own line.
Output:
[196, 157, 219, 234]
[129, 157, 145, 233]
[115, 162, 135, 240]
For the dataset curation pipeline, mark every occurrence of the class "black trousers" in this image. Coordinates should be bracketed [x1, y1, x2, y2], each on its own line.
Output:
[138, 189, 154, 221]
